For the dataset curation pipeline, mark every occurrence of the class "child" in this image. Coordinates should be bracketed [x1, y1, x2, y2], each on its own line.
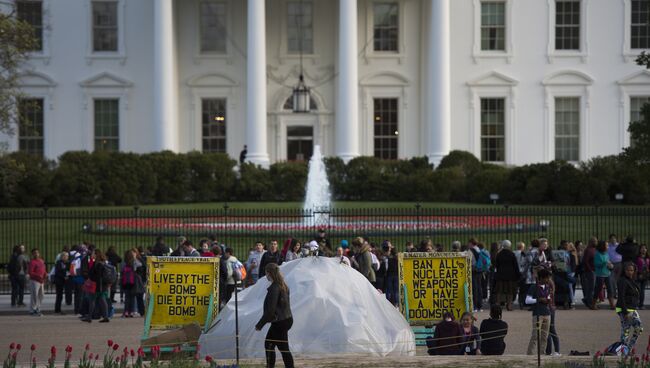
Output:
[459, 312, 481, 355]
[526, 269, 552, 355]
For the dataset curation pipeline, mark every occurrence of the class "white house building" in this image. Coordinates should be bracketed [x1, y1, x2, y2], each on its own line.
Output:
[4, 0, 650, 167]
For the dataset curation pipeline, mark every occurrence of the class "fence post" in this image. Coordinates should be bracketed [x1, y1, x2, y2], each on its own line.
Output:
[504, 204, 510, 241]
[223, 203, 229, 250]
[415, 203, 422, 242]
[42, 205, 49, 259]
[595, 205, 600, 238]
[133, 206, 140, 248]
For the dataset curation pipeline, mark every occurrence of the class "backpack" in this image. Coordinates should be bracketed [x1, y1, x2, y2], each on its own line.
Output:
[121, 265, 135, 287]
[7, 254, 20, 275]
[232, 260, 246, 282]
[551, 250, 568, 273]
[471, 248, 491, 273]
[605, 341, 627, 356]
[103, 263, 117, 284]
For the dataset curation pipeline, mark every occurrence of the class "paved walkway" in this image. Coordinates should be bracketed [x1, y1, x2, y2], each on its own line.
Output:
[2, 287, 650, 367]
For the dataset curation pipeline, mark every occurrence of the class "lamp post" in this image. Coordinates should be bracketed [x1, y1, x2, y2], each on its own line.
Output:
[291, 0, 310, 113]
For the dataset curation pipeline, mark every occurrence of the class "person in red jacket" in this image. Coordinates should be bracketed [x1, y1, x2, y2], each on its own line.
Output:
[28, 248, 47, 316]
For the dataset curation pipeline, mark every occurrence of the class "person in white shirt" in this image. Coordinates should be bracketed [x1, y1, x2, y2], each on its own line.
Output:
[245, 242, 266, 284]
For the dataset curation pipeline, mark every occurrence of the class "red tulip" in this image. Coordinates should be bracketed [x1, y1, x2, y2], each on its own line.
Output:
[16, 344, 21, 351]
[123, 347, 128, 354]
[31, 344, 36, 351]
[205, 355, 213, 363]
[113, 344, 119, 351]
[9, 343, 15, 350]
[65, 345, 72, 353]
[636, 357, 641, 363]
[32, 357, 36, 363]
[88, 353, 94, 360]
[130, 349, 135, 357]
[11, 352, 17, 359]
[595, 351, 601, 358]
[50, 346, 56, 356]
[85, 344, 90, 351]
[137, 347, 144, 357]
[107, 340, 114, 348]
[116, 357, 120, 363]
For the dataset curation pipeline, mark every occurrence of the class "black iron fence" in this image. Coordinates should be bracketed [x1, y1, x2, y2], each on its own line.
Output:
[1, 205, 649, 294]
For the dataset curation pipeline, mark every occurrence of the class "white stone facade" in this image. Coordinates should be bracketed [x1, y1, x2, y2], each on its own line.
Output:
[4, 0, 650, 167]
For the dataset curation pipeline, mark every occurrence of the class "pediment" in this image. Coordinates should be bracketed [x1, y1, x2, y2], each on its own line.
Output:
[618, 70, 650, 85]
[187, 73, 238, 87]
[19, 71, 57, 88]
[542, 70, 593, 86]
[467, 71, 518, 86]
[359, 71, 409, 86]
[80, 72, 132, 88]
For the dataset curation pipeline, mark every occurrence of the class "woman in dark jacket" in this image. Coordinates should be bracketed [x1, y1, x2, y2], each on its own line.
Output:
[480, 304, 508, 355]
[82, 250, 109, 323]
[105, 246, 122, 303]
[616, 262, 643, 355]
[53, 252, 69, 314]
[494, 240, 521, 311]
[255, 263, 293, 368]
[427, 311, 463, 355]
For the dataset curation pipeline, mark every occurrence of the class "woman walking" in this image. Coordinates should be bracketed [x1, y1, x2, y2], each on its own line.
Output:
[82, 250, 109, 323]
[255, 263, 294, 368]
[616, 262, 644, 355]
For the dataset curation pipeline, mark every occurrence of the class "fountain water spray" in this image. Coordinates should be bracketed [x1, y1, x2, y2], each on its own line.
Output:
[303, 145, 331, 225]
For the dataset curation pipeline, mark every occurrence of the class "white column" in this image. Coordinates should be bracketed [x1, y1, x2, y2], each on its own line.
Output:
[336, 0, 359, 162]
[245, 0, 270, 167]
[153, 0, 178, 151]
[426, 0, 451, 167]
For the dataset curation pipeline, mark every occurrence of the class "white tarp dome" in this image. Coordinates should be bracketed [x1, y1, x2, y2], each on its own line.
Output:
[199, 257, 415, 359]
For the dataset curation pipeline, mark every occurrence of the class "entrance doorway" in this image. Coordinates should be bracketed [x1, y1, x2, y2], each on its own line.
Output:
[287, 126, 313, 161]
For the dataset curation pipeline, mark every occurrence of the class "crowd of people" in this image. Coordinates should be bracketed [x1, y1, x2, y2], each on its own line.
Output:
[5, 230, 647, 356]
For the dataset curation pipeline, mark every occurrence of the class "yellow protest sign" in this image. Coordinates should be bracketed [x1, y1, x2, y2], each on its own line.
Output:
[147, 256, 220, 330]
[398, 252, 472, 325]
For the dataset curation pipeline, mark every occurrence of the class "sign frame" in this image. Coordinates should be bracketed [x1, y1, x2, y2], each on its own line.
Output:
[398, 252, 472, 326]
[145, 256, 220, 331]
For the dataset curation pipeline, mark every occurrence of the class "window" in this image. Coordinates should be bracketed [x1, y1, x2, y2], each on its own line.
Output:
[287, 1, 313, 54]
[18, 98, 44, 156]
[632, 0, 650, 49]
[202, 98, 227, 153]
[373, 2, 398, 52]
[373, 98, 398, 159]
[555, 0, 580, 50]
[16, 1, 43, 51]
[555, 97, 580, 161]
[480, 98, 505, 162]
[630, 96, 650, 147]
[200, 1, 227, 53]
[94, 99, 119, 152]
[92, 1, 118, 52]
[481, 2, 505, 51]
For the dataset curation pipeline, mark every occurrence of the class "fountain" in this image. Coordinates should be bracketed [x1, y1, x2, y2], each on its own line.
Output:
[303, 145, 331, 225]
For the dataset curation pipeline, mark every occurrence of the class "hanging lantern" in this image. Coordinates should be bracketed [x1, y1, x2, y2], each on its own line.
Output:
[292, 74, 311, 113]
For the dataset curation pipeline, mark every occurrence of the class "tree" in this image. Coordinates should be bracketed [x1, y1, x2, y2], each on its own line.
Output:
[625, 52, 650, 163]
[0, 7, 38, 136]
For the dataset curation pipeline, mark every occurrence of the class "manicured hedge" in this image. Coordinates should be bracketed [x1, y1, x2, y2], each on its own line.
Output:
[1, 149, 649, 206]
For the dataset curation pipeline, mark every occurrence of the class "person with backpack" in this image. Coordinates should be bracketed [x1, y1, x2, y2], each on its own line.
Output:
[68, 244, 86, 315]
[105, 246, 122, 303]
[635, 244, 649, 309]
[469, 238, 489, 312]
[121, 250, 137, 317]
[223, 248, 240, 304]
[82, 249, 110, 323]
[8, 244, 29, 307]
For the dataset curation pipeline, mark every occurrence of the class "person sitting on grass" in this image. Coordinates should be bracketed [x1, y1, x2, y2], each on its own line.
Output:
[479, 304, 508, 355]
[426, 311, 463, 355]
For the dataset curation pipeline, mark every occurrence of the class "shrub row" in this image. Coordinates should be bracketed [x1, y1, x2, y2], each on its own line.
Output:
[1, 150, 649, 207]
